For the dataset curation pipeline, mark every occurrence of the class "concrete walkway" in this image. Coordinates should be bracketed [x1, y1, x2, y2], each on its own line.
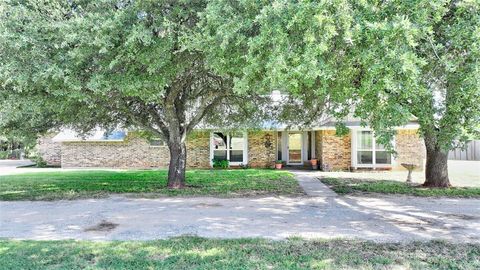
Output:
[291, 170, 337, 197]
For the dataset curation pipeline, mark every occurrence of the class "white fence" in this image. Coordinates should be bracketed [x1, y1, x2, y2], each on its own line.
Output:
[448, 140, 480, 161]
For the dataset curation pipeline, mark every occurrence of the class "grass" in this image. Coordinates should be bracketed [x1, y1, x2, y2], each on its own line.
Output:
[0, 169, 303, 201]
[321, 178, 480, 198]
[0, 237, 478, 269]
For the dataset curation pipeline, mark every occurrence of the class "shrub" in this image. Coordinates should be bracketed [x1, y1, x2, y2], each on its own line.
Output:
[212, 159, 229, 169]
[0, 151, 8, 159]
[33, 156, 48, 168]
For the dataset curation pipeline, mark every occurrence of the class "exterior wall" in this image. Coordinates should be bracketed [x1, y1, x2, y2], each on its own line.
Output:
[394, 129, 426, 170]
[316, 130, 352, 170]
[42, 128, 425, 170]
[248, 131, 276, 168]
[48, 130, 276, 169]
[61, 132, 209, 169]
[37, 133, 62, 166]
[186, 132, 211, 168]
[61, 135, 169, 168]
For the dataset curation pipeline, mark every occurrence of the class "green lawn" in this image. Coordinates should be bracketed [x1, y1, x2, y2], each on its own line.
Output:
[0, 237, 478, 269]
[0, 169, 303, 200]
[321, 178, 480, 198]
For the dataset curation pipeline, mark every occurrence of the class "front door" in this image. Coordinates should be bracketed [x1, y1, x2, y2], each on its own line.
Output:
[287, 132, 303, 165]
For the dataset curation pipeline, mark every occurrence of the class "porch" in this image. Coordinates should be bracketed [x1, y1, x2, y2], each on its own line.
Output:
[275, 131, 317, 167]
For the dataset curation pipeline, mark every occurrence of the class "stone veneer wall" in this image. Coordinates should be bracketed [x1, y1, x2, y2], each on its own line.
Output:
[394, 129, 426, 170]
[316, 130, 352, 170]
[248, 131, 277, 168]
[37, 133, 62, 166]
[61, 132, 210, 168]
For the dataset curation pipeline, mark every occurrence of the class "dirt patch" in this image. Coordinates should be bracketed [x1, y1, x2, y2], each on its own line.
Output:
[84, 220, 118, 232]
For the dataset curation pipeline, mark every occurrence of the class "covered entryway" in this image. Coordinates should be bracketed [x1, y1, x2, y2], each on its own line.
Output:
[277, 131, 316, 166]
[287, 132, 303, 165]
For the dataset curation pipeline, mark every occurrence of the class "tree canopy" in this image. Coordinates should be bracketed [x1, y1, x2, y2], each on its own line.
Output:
[203, 0, 480, 187]
[0, 0, 265, 187]
[345, 0, 480, 186]
[1, 0, 478, 188]
[200, 0, 357, 126]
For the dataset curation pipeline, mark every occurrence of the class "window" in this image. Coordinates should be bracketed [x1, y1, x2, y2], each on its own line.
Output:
[357, 131, 373, 164]
[307, 132, 312, 160]
[277, 132, 282, 160]
[211, 132, 247, 164]
[213, 133, 228, 160]
[229, 132, 244, 162]
[149, 137, 166, 147]
[355, 131, 391, 166]
[101, 130, 127, 141]
[374, 140, 391, 164]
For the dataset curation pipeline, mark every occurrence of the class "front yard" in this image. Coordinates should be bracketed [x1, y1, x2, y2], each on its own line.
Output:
[321, 178, 480, 198]
[0, 169, 303, 200]
[1, 237, 479, 269]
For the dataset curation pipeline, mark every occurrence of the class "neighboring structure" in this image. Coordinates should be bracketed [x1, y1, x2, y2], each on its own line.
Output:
[38, 120, 426, 171]
[448, 140, 480, 161]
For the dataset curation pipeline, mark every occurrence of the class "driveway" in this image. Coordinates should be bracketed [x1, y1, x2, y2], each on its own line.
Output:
[1, 190, 479, 242]
[0, 159, 34, 168]
[0, 160, 34, 175]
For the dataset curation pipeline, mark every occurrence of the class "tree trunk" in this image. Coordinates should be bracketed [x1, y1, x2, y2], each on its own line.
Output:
[167, 139, 187, 189]
[423, 137, 451, 188]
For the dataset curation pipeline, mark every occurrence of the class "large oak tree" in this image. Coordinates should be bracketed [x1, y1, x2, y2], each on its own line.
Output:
[0, 0, 263, 188]
[203, 0, 480, 187]
[347, 0, 480, 187]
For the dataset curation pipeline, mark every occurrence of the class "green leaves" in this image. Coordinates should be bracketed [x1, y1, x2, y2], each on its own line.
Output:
[203, 0, 479, 151]
[1, 0, 478, 153]
[349, 0, 479, 150]
[0, 1, 235, 138]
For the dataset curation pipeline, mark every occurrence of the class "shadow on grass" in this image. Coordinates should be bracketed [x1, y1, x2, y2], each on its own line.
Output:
[0, 169, 303, 200]
[0, 237, 479, 269]
[321, 178, 480, 198]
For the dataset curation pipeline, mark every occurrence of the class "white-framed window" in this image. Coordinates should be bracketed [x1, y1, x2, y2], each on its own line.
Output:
[149, 137, 166, 147]
[353, 130, 392, 168]
[210, 132, 248, 166]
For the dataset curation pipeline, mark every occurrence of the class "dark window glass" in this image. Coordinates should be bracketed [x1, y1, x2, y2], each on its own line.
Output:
[357, 151, 373, 164]
[149, 137, 166, 146]
[213, 150, 227, 161]
[375, 151, 391, 164]
[277, 132, 282, 160]
[230, 150, 243, 162]
[307, 132, 312, 160]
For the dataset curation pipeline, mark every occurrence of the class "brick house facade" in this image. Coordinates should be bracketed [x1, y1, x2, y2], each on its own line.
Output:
[38, 127, 425, 171]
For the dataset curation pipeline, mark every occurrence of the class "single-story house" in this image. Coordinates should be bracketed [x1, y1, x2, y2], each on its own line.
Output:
[37, 117, 426, 171]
